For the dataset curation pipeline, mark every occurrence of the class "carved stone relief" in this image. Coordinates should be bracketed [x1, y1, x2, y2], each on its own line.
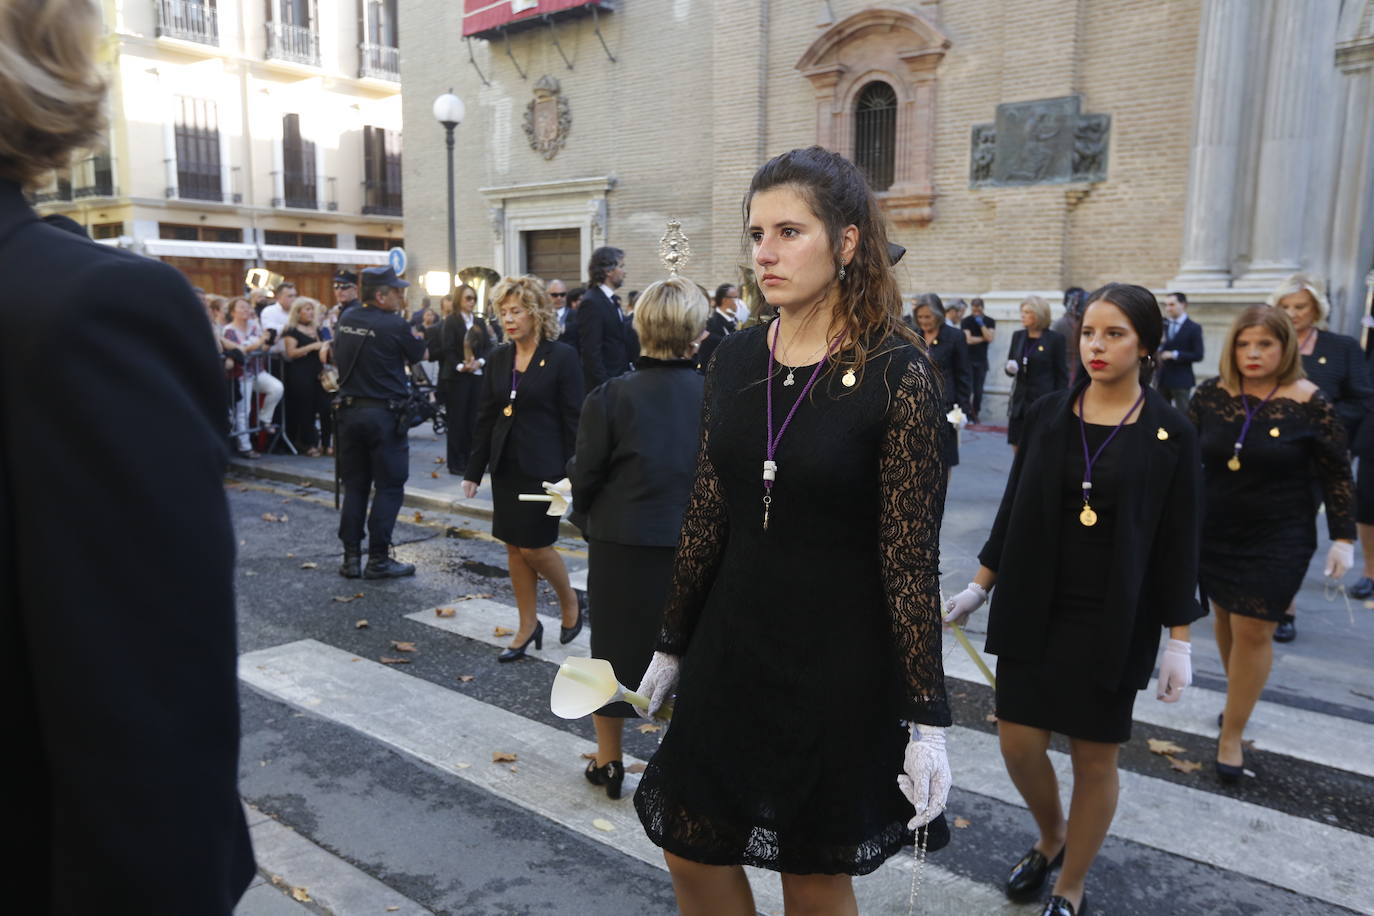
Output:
[523, 75, 571, 160]
[968, 95, 1110, 187]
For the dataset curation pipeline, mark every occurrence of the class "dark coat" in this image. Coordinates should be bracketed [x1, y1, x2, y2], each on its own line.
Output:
[577, 286, 630, 391]
[438, 312, 495, 382]
[1304, 329, 1374, 448]
[1156, 315, 1205, 391]
[568, 358, 704, 547]
[696, 309, 737, 370]
[921, 328, 973, 410]
[1007, 328, 1069, 421]
[978, 383, 1206, 691]
[466, 338, 584, 482]
[0, 179, 254, 911]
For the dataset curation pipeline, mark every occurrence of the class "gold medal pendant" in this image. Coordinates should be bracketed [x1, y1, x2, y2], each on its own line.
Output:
[1269, 426, 1280, 438]
[842, 369, 857, 387]
[1079, 505, 1098, 527]
[503, 404, 514, 417]
[1227, 455, 1241, 471]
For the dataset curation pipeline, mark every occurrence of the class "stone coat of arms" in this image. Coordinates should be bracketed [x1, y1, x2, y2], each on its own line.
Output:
[524, 75, 571, 160]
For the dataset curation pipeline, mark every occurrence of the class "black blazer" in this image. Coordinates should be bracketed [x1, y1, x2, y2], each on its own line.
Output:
[577, 286, 630, 391]
[978, 384, 1205, 691]
[696, 310, 737, 370]
[1006, 328, 1069, 420]
[466, 338, 584, 482]
[1304, 329, 1374, 446]
[921, 328, 973, 410]
[438, 313, 495, 382]
[568, 358, 704, 546]
[1156, 316, 1205, 390]
[0, 180, 254, 910]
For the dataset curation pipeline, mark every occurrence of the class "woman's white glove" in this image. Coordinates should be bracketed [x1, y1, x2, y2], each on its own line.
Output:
[1155, 639, 1192, 703]
[1324, 541, 1355, 578]
[1004, 359, 1020, 377]
[632, 651, 680, 719]
[897, 724, 951, 829]
[943, 583, 988, 627]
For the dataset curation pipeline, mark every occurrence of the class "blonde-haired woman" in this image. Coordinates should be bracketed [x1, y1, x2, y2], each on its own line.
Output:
[1268, 274, 1374, 622]
[1188, 305, 1355, 783]
[463, 276, 586, 661]
[568, 277, 709, 799]
[0, 0, 254, 906]
[282, 296, 333, 457]
[1005, 295, 1069, 448]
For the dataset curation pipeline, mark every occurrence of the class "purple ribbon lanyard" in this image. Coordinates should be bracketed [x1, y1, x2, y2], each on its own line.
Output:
[762, 322, 839, 530]
[1077, 386, 1146, 523]
[1230, 383, 1279, 469]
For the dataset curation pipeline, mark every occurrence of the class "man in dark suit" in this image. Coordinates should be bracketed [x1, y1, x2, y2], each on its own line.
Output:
[1156, 292, 1205, 412]
[697, 284, 739, 369]
[577, 246, 631, 391]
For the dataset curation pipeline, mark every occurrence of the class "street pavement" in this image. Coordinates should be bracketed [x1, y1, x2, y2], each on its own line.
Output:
[228, 426, 1374, 915]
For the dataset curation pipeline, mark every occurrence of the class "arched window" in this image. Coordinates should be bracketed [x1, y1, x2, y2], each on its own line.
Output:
[854, 82, 897, 191]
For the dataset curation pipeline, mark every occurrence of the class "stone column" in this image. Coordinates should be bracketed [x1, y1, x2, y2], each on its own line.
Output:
[1238, 0, 1342, 287]
[1170, 0, 1254, 288]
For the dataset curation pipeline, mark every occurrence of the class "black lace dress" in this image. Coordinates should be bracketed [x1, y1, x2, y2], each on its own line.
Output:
[1188, 379, 1356, 621]
[633, 325, 952, 876]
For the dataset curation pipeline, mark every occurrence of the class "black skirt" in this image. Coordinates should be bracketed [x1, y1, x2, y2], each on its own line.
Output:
[587, 540, 673, 717]
[491, 465, 561, 548]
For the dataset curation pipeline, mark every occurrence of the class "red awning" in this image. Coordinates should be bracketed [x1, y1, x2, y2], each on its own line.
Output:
[463, 0, 612, 39]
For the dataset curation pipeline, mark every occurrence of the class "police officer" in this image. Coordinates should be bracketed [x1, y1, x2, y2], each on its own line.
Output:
[333, 266, 426, 578]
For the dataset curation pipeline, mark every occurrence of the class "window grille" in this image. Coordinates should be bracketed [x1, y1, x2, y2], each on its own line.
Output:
[854, 82, 897, 192]
[175, 97, 223, 201]
[282, 114, 317, 209]
[363, 127, 403, 216]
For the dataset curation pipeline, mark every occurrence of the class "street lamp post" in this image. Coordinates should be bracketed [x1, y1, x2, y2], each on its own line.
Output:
[432, 90, 466, 296]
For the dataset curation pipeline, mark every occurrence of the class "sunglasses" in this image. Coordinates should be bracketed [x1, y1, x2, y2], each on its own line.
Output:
[550, 292, 566, 298]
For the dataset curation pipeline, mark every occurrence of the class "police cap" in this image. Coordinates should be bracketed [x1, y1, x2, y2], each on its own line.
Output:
[333, 269, 359, 286]
[360, 265, 409, 288]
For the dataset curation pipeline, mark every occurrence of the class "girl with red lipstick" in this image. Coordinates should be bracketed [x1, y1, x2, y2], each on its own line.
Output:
[947, 283, 1203, 916]
[1187, 305, 1355, 783]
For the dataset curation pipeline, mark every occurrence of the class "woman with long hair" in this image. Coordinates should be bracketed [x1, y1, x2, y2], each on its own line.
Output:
[441, 283, 494, 474]
[281, 296, 332, 457]
[1188, 305, 1354, 782]
[946, 283, 1202, 916]
[631, 147, 951, 915]
[462, 276, 586, 661]
[1005, 295, 1068, 448]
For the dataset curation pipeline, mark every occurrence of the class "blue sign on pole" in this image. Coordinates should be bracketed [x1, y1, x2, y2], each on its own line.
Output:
[387, 247, 407, 276]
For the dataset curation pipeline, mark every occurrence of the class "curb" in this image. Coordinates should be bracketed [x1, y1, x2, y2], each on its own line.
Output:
[227, 458, 584, 539]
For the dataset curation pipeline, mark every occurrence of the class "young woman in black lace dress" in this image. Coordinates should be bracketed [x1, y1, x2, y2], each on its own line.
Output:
[946, 284, 1202, 916]
[630, 147, 952, 915]
[1187, 305, 1355, 782]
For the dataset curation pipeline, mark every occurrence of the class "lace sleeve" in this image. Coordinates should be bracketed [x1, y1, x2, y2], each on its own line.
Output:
[879, 351, 952, 727]
[1310, 393, 1357, 541]
[655, 356, 727, 656]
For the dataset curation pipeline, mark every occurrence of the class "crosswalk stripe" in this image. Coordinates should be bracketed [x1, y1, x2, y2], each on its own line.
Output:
[408, 598, 1374, 913]
[239, 639, 1020, 916]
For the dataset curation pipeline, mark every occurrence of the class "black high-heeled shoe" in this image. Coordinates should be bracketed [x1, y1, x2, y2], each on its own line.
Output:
[560, 591, 587, 645]
[497, 621, 543, 662]
[1006, 845, 1065, 901]
[1215, 759, 1244, 785]
[1041, 894, 1087, 916]
[584, 758, 625, 799]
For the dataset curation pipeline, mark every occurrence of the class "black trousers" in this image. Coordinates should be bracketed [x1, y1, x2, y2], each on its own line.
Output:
[285, 375, 333, 449]
[969, 360, 989, 420]
[445, 373, 481, 471]
[336, 405, 409, 551]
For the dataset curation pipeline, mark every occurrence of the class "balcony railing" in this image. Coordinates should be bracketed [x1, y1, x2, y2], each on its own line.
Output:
[359, 43, 400, 81]
[155, 0, 219, 46]
[271, 170, 333, 210]
[34, 182, 73, 204]
[362, 180, 402, 216]
[266, 22, 320, 67]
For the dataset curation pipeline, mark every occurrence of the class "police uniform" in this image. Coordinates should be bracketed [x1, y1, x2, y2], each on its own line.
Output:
[333, 266, 426, 577]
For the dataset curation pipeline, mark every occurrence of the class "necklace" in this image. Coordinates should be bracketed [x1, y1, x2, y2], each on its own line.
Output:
[763, 321, 839, 530]
[504, 346, 541, 416]
[1076, 384, 1146, 527]
[778, 338, 831, 387]
[1228, 381, 1280, 471]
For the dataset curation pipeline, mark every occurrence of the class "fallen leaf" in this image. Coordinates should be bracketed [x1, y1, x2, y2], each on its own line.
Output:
[435, 607, 456, 618]
[592, 818, 616, 832]
[509, 766, 518, 773]
[1146, 738, 1186, 756]
[1167, 755, 1203, 774]
[431, 471, 441, 479]
[387, 907, 401, 913]
[626, 762, 647, 774]
[413, 511, 424, 522]
[460, 593, 494, 601]
[300, 561, 318, 569]
[434, 456, 446, 464]
[457, 674, 475, 683]
[290, 887, 311, 903]
[391, 640, 417, 652]
[270, 875, 284, 887]
[953, 816, 971, 829]
[493, 626, 515, 637]
[379, 657, 411, 665]
[581, 751, 597, 760]
[636, 723, 662, 734]
[332, 592, 365, 603]
[285, 551, 295, 557]
[355, 619, 368, 629]
[454, 762, 470, 770]
[261, 512, 288, 523]
[299, 480, 312, 487]
[492, 751, 518, 763]
[984, 713, 998, 723]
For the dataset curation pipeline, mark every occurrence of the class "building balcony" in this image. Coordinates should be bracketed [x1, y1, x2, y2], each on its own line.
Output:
[359, 43, 400, 82]
[362, 181, 402, 216]
[155, 0, 219, 47]
[266, 22, 321, 68]
[272, 172, 336, 211]
[164, 161, 242, 205]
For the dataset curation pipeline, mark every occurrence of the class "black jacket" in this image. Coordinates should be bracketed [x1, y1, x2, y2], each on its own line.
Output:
[1156, 316, 1205, 391]
[0, 179, 254, 911]
[978, 383, 1205, 691]
[1304, 329, 1374, 447]
[438, 312, 495, 382]
[577, 286, 630, 391]
[921, 328, 973, 410]
[697, 309, 737, 370]
[568, 357, 704, 546]
[1007, 328, 1069, 420]
[466, 338, 584, 482]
